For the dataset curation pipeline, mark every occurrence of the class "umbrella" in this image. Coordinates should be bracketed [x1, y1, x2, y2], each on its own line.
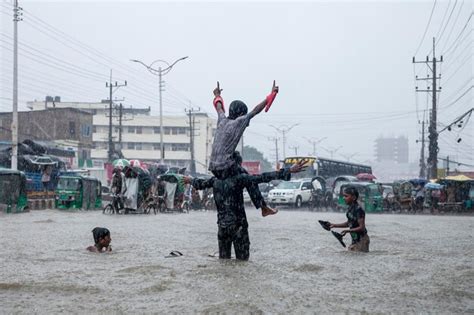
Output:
[444, 175, 472, 181]
[356, 173, 376, 181]
[425, 182, 443, 190]
[112, 159, 130, 169]
[129, 159, 142, 168]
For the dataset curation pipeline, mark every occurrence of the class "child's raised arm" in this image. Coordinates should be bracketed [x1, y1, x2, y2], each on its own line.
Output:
[248, 80, 279, 118]
[213, 81, 225, 114]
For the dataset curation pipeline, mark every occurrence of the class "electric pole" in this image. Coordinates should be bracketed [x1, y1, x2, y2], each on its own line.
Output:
[270, 123, 299, 158]
[105, 70, 127, 162]
[289, 145, 299, 155]
[185, 106, 200, 175]
[268, 137, 280, 170]
[11, 0, 22, 170]
[413, 37, 443, 179]
[305, 137, 327, 156]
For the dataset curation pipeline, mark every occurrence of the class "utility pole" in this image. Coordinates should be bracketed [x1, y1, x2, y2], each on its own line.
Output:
[118, 103, 123, 145]
[270, 123, 299, 158]
[11, 0, 22, 170]
[130, 56, 188, 165]
[416, 120, 427, 179]
[289, 145, 299, 155]
[413, 37, 443, 179]
[268, 137, 280, 170]
[305, 137, 327, 156]
[446, 155, 449, 176]
[185, 106, 200, 175]
[105, 70, 127, 162]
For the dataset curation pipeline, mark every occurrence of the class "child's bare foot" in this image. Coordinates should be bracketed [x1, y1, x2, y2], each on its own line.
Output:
[261, 205, 278, 217]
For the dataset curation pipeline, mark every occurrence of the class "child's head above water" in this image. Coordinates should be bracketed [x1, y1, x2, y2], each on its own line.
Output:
[343, 186, 359, 204]
[92, 227, 111, 248]
[228, 100, 248, 119]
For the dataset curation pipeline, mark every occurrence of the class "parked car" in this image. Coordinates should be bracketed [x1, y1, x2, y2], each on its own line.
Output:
[243, 182, 275, 204]
[268, 179, 312, 208]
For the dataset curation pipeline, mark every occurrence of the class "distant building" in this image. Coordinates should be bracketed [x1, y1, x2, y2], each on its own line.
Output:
[27, 97, 217, 174]
[374, 136, 409, 163]
[0, 107, 93, 167]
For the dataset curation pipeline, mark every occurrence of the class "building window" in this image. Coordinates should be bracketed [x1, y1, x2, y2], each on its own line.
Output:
[153, 143, 160, 151]
[93, 126, 97, 133]
[153, 127, 161, 134]
[136, 126, 142, 134]
[127, 142, 135, 149]
[128, 126, 135, 133]
[135, 143, 142, 150]
[69, 121, 76, 136]
[164, 127, 171, 135]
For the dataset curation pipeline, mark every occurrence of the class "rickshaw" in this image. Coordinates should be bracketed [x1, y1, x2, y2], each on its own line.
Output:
[115, 166, 153, 214]
[55, 175, 102, 210]
[337, 182, 383, 212]
[423, 182, 443, 212]
[392, 180, 415, 211]
[308, 176, 331, 211]
[153, 173, 188, 213]
[0, 169, 28, 213]
[437, 177, 473, 212]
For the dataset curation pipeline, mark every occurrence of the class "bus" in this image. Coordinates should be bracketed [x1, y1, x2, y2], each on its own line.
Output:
[283, 156, 372, 179]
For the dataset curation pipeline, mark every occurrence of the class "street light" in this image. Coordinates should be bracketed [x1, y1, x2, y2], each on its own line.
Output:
[321, 145, 342, 159]
[131, 56, 188, 164]
[270, 123, 299, 158]
[305, 136, 327, 156]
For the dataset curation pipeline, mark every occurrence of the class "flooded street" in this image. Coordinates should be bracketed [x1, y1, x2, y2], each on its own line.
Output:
[1, 209, 473, 314]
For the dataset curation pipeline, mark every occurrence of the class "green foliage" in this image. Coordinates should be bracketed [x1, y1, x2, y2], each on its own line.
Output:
[242, 145, 274, 172]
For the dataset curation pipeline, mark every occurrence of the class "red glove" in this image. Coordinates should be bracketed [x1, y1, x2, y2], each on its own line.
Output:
[265, 91, 278, 112]
[213, 96, 225, 112]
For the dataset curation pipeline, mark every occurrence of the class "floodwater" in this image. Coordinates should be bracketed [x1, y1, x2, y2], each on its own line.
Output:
[1, 209, 473, 314]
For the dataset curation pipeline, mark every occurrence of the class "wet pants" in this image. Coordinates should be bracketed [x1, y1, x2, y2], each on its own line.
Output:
[348, 234, 370, 252]
[218, 224, 250, 260]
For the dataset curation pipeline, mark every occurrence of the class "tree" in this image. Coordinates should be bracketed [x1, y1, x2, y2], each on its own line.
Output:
[242, 145, 273, 172]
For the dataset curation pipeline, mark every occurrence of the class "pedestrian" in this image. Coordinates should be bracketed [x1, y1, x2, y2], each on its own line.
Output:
[41, 165, 52, 192]
[329, 186, 370, 252]
[187, 159, 307, 260]
[210, 81, 279, 217]
[111, 167, 126, 210]
[87, 227, 112, 253]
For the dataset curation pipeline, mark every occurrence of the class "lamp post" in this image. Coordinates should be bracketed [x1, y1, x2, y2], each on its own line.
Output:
[131, 56, 188, 164]
[270, 124, 299, 158]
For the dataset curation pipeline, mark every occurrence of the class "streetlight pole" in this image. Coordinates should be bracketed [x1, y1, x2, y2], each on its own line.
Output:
[270, 123, 299, 158]
[131, 56, 188, 164]
[305, 136, 327, 156]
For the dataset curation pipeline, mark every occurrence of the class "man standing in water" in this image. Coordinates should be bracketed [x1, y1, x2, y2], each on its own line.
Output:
[210, 81, 279, 217]
[329, 186, 370, 252]
[187, 159, 307, 260]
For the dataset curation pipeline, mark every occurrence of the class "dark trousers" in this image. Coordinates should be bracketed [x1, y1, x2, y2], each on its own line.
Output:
[218, 224, 250, 260]
[212, 165, 265, 209]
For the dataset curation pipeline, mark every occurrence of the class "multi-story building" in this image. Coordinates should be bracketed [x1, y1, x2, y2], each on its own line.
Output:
[27, 97, 216, 174]
[374, 136, 409, 163]
[0, 107, 93, 165]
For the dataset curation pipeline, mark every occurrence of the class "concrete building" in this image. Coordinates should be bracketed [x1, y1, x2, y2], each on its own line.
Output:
[374, 136, 409, 164]
[0, 108, 93, 166]
[27, 98, 217, 174]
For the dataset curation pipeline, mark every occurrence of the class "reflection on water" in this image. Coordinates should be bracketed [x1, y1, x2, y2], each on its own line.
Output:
[1, 209, 473, 313]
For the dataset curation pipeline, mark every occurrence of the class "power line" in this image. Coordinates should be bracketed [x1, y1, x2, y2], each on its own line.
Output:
[440, 0, 465, 52]
[443, 11, 473, 55]
[437, 0, 458, 45]
[414, 0, 438, 56]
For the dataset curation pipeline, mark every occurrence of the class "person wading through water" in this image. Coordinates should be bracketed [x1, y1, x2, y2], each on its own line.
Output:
[186, 159, 307, 260]
[210, 81, 279, 217]
[328, 186, 370, 252]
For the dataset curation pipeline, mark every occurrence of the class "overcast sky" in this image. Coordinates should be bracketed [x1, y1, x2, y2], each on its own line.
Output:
[1, 0, 472, 167]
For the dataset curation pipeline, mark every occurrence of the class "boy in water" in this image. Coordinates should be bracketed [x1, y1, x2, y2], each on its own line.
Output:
[188, 159, 307, 260]
[87, 227, 112, 253]
[210, 81, 279, 217]
[329, 186, 370, 252]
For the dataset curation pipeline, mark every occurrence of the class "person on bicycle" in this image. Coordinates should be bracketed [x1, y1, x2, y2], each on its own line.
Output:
[111, 167, 127, 210]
